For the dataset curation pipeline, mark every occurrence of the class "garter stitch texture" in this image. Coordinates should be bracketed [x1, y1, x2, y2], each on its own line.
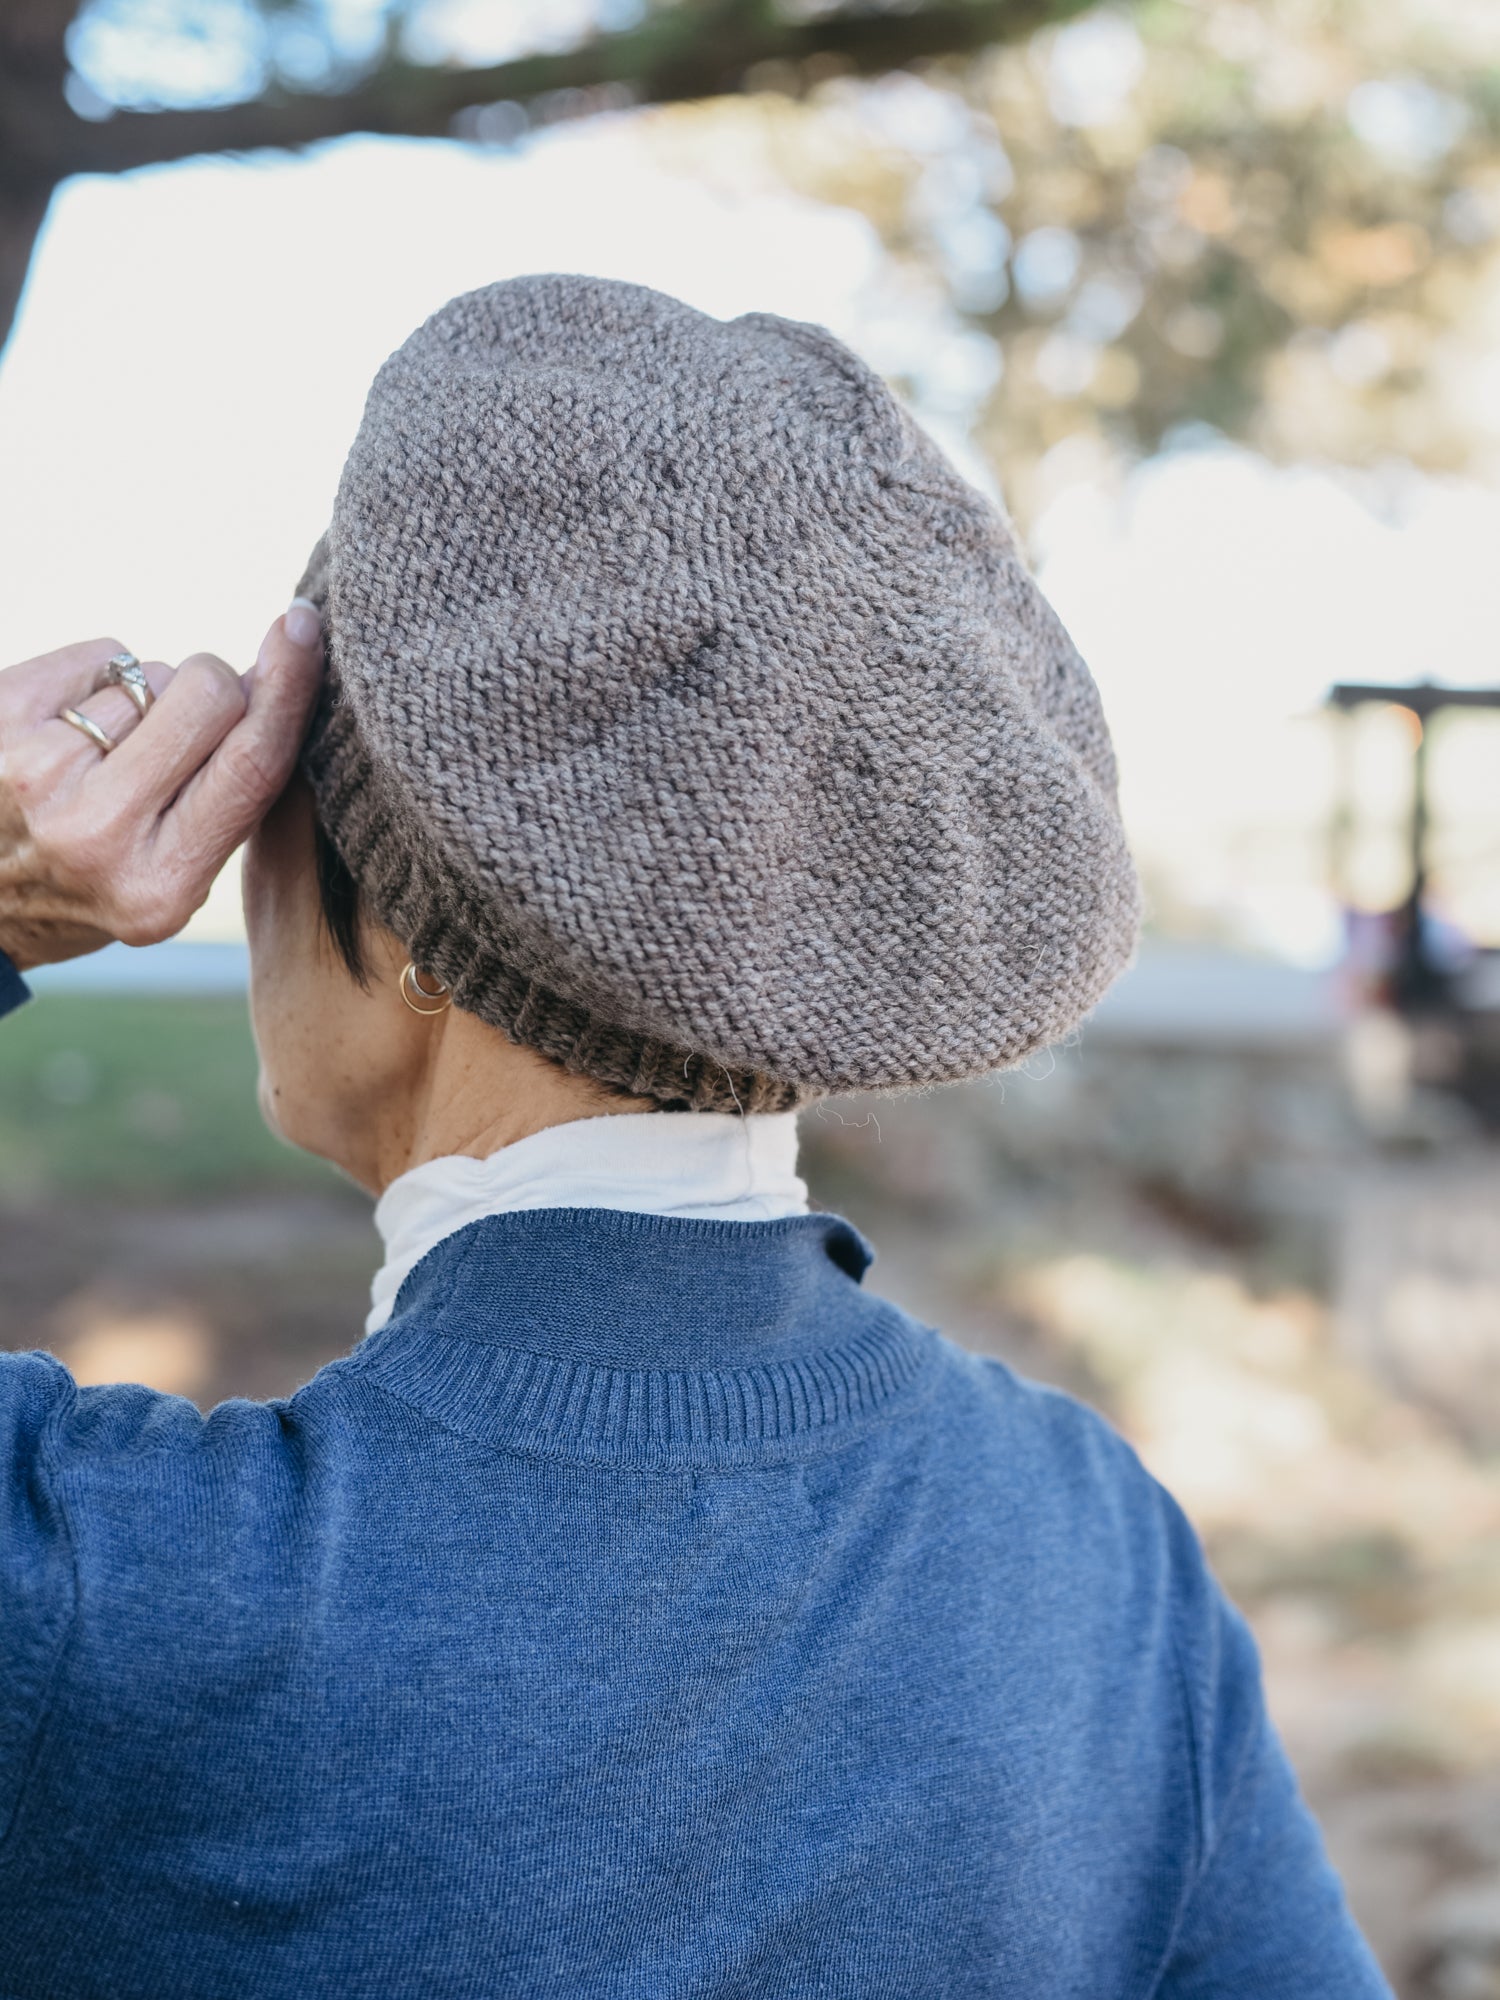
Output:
[298, 274, 1140, 1110]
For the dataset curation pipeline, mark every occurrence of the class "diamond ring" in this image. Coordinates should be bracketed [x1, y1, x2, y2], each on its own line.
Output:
[99, 651, 153, 719]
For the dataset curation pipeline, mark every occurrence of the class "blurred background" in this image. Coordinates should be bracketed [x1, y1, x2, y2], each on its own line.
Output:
[3, 0, 1500, 1988]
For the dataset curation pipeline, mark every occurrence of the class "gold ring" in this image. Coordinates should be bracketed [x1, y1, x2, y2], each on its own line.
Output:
[400, 962, 452, 1016]
[58, 706, 116, 755]
[99, 652, 153, 719]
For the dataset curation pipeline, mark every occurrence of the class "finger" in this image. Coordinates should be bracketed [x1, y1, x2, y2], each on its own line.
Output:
[244, 598, 321, 696]
[43, 660, 175, 757]
[159, 607, 323, 869]
[97, 652, 248, 814]
[19, 670, 170, 803]
[0, 637, 140, 728]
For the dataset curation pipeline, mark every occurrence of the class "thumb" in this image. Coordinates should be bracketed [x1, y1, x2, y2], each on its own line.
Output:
[157, 602, 324, 872]
[233, 599, 324, 803]
[246, 597, 323, 699]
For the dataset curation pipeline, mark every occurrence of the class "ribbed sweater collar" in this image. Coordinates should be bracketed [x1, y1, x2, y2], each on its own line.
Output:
[347, 1209, 933, 1469]
[366, 1111, 807, 1336]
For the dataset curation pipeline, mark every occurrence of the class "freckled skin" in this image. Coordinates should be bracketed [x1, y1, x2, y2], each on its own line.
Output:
[241, 779, 650, 1199]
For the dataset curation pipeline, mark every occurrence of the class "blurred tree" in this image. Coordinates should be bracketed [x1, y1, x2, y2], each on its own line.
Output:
[0, 0, 1086, 352]
[8, 0, 1499, 514]
[651, 0, 1500, 520]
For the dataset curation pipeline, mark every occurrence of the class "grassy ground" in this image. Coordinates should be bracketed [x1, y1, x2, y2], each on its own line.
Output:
[0, 993, 337, 1197]
[0, 990, 373, 1409]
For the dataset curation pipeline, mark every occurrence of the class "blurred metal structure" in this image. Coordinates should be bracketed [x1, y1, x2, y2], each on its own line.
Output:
[1327, 680, 1500, 1124]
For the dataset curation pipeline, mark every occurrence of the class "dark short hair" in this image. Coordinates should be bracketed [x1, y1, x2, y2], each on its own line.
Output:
[314, 818, 368, 987]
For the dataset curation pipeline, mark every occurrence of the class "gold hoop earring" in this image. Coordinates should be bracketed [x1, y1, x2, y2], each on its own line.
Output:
[400, 962, 452, 1016]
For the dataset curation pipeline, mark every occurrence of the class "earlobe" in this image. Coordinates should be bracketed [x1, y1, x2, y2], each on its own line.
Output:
[400, 962, 452, 1016]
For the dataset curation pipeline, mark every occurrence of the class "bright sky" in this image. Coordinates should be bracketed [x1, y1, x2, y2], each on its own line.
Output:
[2, 113, 1498, 959]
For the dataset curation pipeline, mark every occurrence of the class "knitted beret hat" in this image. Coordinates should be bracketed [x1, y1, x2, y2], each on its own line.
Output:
[298, 274, 1139, 1112]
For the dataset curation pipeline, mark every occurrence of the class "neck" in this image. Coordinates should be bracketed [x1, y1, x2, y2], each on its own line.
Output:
[363, 1010, 657, 1198]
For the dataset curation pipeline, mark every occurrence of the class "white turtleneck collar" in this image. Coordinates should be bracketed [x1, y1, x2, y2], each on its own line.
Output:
[366, 1111, 808, 1335]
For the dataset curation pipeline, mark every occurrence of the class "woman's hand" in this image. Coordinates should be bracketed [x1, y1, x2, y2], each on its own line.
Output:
[0, 607, 322, 973]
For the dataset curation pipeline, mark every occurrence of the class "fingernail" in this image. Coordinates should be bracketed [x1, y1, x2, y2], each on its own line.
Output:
[284, 600, 321, 648]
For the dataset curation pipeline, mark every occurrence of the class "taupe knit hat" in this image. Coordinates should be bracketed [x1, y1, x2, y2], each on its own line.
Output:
[298, 274, 1139, 1112]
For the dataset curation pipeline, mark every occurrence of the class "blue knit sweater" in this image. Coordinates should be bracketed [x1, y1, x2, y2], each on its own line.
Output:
[0, 1209, 1388, 1998]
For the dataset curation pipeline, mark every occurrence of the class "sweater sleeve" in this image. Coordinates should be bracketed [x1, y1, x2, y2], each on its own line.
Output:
[0, 1354, 77, 1844]
[0, 948, 31, 1020]
[1155, 1492, 1393, 1999]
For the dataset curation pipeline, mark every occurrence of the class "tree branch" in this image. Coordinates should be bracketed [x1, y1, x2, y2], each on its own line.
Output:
[29, 0, 1086, 182]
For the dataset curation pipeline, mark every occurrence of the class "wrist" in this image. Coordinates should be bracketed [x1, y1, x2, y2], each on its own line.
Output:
[0, 916, 44, 973]
[0, 926, 34, 973]
[0, 866, 112, 972]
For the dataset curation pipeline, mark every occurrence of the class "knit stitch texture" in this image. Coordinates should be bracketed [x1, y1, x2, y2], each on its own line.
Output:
[0, 1211, 1389, 1997]
[299, 276, 1140, 1110]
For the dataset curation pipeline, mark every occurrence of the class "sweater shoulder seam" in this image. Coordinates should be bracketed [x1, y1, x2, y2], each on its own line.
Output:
[1144, 1573, 1262, 1993]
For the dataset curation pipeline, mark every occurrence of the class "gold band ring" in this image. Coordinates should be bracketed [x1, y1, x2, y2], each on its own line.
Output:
[400, 962, 452, 1016]
[100, 651, 153, 718]
[58, 706, 117, 755]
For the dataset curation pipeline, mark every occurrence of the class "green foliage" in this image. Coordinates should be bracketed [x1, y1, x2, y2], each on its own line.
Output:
[0, 994, 334, 1197]
[676, 0, 1500, 524]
